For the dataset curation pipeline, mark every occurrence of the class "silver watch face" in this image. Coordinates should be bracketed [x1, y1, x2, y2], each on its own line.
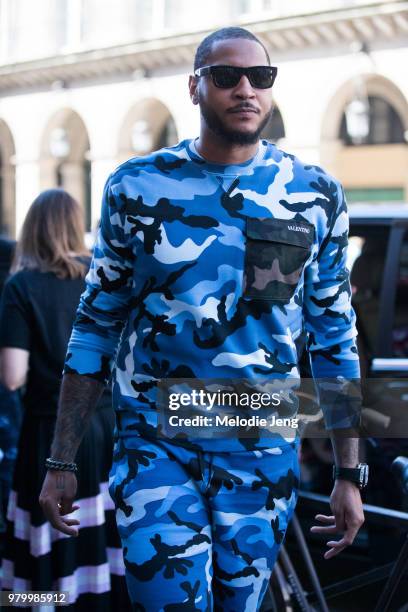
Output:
[333, 464, 369, 488]
[358, 463, 369, 487]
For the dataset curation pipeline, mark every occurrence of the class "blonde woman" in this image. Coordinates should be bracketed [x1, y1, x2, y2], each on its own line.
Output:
[0, 189, 130, 610]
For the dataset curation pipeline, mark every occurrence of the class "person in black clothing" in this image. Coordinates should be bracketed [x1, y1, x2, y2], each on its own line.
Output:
[0, 190, 130, 610]
[0, 237, 22, 544]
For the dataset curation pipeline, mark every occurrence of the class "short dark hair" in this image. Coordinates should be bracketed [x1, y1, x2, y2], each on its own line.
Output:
[194, 27, 270, 72]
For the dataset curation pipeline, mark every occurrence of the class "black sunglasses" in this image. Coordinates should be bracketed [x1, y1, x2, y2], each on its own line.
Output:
[194, 65, 278, 89]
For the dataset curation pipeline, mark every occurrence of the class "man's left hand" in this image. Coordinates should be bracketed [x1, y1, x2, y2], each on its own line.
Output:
[310, 480, 365, 559]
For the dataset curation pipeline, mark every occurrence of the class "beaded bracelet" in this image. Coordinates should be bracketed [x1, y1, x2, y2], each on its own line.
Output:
[45, 457, 78, 473]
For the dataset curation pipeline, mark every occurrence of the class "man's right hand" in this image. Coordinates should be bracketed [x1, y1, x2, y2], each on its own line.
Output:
[39, 470, 80, 536]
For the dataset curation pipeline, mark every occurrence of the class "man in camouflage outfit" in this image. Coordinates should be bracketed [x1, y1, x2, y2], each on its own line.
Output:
[40, 27, 365, 611]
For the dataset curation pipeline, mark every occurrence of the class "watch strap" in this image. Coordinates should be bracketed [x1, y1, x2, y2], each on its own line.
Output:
[333, 463, 369, 489]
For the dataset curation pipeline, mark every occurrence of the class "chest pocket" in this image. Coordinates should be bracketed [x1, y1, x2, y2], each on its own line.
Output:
[243, 217, 315, 301]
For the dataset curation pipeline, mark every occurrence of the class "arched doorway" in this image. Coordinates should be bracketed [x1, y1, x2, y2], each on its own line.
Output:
[40, 109, 92, 231]
[0, 119, 16, 238]
[339, 96, 405, 147]
[118, 99, 178, 161]
[321, 76, 408, 203]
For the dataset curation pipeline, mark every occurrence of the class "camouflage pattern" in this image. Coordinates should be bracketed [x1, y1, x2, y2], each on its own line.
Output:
[109, 434, 299, 611]
[243, 217, 315, 301]
[65, 138, 361, 451]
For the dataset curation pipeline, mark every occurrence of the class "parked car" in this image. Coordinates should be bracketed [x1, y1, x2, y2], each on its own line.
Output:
[282, 204, 408, 611]
[348, 203, 408, 510]
[348, 203, 408, 375]
[300, 203, 408, 497]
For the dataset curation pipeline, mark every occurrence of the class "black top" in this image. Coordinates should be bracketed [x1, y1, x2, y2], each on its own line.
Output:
[0, 258, 91, 415]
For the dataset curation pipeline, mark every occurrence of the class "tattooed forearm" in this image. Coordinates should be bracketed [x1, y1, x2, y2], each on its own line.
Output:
[330, 436, 360, 468]
[50, 373, 104, 462]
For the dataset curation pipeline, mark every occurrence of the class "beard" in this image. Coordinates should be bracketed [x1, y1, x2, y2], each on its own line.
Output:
[199, 98, 273, 145]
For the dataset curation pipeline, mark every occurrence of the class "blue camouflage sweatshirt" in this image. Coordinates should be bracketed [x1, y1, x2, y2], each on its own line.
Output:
[65, 139, 360, 451]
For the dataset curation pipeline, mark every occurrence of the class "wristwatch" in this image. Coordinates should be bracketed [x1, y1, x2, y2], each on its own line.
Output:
[332, 463, 369, 489]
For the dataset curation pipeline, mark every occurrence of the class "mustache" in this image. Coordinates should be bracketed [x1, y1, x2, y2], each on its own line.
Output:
[227, 104, 260, 113]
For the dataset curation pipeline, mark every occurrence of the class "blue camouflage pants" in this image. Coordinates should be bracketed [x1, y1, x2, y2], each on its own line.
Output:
[109, 436, 300, 612]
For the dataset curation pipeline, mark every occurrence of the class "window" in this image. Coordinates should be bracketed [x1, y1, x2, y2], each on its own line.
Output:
[162, 0, 208, 32]
[55, 0, 69, 49]
[133, 0, 154, 39]
[163, 0, 187, 29]
[236, 0, 252, 13]
[392, 231, 408, 357]
[349, 226, 390, 359]
[81, 0, 153, 47]
[340, 96, 405, 146]
[5, 0, 58, 61]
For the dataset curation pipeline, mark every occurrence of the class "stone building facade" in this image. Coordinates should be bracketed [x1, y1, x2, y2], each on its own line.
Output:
[0, 0, 407, 238]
